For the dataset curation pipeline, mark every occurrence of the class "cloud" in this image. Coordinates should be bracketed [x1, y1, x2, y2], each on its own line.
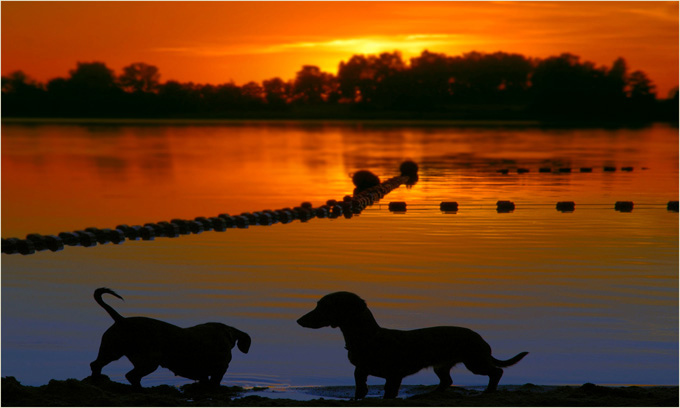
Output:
[152, 34, 471, 58]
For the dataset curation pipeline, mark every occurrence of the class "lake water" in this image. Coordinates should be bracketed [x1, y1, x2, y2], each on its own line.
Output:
[2, 120, 678, 391]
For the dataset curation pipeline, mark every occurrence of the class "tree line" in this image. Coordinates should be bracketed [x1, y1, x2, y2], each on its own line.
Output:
[2, 50, 678, 122]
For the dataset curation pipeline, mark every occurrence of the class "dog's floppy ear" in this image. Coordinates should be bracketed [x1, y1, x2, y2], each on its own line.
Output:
[236, 332, 250, 353]
[236, 331, 251, 354]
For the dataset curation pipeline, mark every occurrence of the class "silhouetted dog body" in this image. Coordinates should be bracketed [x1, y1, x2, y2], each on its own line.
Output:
[297, 292, 527, 399]
[90, 288, 251, 387]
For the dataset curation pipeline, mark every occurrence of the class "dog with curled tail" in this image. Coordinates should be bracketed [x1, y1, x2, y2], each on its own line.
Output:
[90, 288, 251, 388]
[297, 291, 528, 399]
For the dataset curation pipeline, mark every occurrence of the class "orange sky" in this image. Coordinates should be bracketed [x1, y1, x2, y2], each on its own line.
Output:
[2, 1, 678, 96]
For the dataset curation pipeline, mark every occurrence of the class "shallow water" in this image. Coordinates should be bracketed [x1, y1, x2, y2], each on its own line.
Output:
[2, 120, 678, 391]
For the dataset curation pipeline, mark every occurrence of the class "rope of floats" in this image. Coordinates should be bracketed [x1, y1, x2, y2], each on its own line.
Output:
[1, 162, 418, 256]
[2, 161, 677, 256]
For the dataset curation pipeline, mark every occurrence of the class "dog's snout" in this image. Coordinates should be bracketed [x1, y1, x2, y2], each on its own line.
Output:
[297, 309, 327, 329]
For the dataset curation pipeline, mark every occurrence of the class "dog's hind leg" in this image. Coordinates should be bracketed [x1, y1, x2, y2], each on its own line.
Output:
[463, 359, 503, 393]
[433, 364, 454, 391]
[383, 376, 402, 399]
[90, 332, 124, 377]
[124, 360, 158, 388]
[353, 367, 369, 400]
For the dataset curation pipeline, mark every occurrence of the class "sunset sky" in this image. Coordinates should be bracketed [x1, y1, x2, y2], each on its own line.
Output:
[2, 1, 678, 96]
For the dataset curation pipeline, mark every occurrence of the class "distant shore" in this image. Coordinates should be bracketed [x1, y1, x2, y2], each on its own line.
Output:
[2, 116, 675, 130]
[3, 376, 678, 406]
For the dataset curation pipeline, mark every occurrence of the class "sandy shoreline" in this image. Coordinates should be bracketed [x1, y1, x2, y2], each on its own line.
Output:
[2, 376, 678, 406]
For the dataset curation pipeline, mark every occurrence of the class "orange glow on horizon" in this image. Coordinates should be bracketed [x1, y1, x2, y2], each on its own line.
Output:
[1, 2, 678, 96]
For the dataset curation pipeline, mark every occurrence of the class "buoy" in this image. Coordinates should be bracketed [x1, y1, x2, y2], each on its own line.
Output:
[129, 225, 152, 240]
[440, 202, 459, 212]
[218, 215, 236, 229]
[116, 224, 138, 240]
[240, 213, 258, 226]
[331, 205, 344, 216]
[273, 209, 292, 223]
[558, 168, 571, 173]
[282, 207, 297, 220]
[353, 170, 381, 192]
[614, 201, 634, 212]
[17, 239, 36, 255]
[85, 227, 111, 244]
[156, 222, 180, 238]
[187, 220, 204, 234]
[399, 161, 418, 177]
[604, 166, 616, 172]
[194, 217, 214, 231]
[539, 167, 551, 173]
[497, 169, 509, 175]
[58, 232, 80, 246]
[556, 201, 576, 212]
[255, 212, 273, 226]
[621, 167, 634, 172]
[262, 210, 279, 224]
[170, 219, 191, 234]
[2, 238, 19, 254]
[74, 230, 98, 247]
[496, 200, 515, 213]
[104, 229, 125, 245]
[233, 215, 249, 229]
[667, 201, 679, 212]
[26, 234, 48, 251]
[315, 207, 328, 218]
[517, 168, 530, 174]
[43, 235, 65, 251]
[388, 202, 407, 212]
[209, 217, 227, 231]
[579, 168, 592, 173]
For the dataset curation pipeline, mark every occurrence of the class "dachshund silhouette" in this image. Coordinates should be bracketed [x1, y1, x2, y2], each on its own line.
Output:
[90, 288, 251, 387]
[298, 291, 527, 399]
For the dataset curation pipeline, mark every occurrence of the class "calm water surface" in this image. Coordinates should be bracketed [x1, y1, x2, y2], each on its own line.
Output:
[2, 121, 678, 390]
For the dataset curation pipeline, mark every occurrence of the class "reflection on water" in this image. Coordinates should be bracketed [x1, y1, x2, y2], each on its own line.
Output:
[1, 121, 678, 389]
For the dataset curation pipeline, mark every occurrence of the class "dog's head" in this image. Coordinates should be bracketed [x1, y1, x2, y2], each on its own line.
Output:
[297, 291, 367, 329]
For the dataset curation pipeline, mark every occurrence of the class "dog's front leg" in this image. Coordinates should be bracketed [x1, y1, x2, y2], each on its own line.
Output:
[383, 376, 402, 399]
[353, 367, 369, 400]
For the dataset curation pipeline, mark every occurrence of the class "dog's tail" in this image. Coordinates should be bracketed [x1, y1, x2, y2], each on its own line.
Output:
[492, 351, 528, 367]
[94, 287, 125, 323]
[229, 327, 251, 354]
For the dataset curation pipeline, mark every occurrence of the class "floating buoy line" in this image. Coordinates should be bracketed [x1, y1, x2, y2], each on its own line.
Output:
[2, 158, 676, 256]
[1, 173, 411, 256]
[383, 201, 678, 214]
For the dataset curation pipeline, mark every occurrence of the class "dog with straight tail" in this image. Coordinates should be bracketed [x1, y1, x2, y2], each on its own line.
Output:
[90, 288, 251, 388]
[297, 291, 528, 399]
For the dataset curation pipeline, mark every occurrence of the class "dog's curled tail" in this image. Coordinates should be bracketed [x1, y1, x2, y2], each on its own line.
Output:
[492, 351, 528, 367]
[94, 287, 125, 323]
[230, 328, 252, 354]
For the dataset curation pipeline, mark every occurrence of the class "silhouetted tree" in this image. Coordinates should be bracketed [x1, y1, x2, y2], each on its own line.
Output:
[292, 65, 336, 105]
[337, 51, 406, 107]
[262, 77, 291, 107]
[529, 53, 614, 118]
[68, 62, 118, 93]
[626, 70, 656, 102]
[1, 71, 47, 116]
[240, 81, 265, 108]
[409, 50, 453, 107]
[1, 53, 674, 122]
[119, 62, 160, 93]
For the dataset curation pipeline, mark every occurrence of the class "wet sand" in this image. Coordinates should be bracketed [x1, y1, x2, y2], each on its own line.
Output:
[2, 376, 677, 406]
